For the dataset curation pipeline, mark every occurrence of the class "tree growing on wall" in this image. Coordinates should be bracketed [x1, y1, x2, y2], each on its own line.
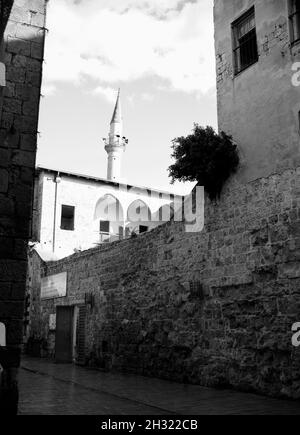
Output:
[168, 125, 240, 200]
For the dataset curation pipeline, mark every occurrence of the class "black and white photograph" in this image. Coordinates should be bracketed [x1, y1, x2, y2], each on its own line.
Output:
[0, 0, 300, 420]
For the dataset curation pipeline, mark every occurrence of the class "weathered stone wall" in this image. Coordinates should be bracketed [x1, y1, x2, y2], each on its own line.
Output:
[214, 0, 300, 183]
[30, 167, 300, 399]
[0, 0, 46, 413]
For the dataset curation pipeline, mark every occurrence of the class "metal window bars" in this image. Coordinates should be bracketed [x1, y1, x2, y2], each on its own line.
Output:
[289, 1, 300, 44]
[232, 7, 258, 75]
[233, 28, 258, 75]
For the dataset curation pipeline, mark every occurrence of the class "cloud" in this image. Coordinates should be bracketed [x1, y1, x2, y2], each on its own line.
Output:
[92, 85, 118, 103]
[141, 92, 154, 102]
[41, 83, 56, 96]
[43, 0, 215, 95]
[67, 0, 198, 17]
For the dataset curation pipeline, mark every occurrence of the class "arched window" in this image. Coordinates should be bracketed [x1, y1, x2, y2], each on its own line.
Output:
[94, 194, 124, 242]
[94, 194, 124, 222]
[127, 199, 151, 223]
[0, 322, 6, 347]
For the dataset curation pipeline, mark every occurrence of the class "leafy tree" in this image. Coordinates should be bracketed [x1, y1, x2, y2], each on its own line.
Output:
[168, 125, 239, 200]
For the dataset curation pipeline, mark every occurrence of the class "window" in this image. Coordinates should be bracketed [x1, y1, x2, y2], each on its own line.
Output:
[232, 7, 258, 75]
[100, 220, 110, 242]
[100, 220, 110, 234]
[61, 205, 75, 231]
[139, 225, 148, 234]
[289, 0, 300, 44]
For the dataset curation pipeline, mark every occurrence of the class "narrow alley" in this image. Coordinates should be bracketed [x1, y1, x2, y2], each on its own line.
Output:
[18, 357, 300, 415]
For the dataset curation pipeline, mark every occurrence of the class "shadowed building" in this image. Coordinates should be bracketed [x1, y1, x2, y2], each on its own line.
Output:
[0, 0, 47, 414]
[214, 0, 300, 182]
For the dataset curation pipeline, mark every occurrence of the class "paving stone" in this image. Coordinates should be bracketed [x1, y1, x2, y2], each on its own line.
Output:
[18, 357, 300, 415]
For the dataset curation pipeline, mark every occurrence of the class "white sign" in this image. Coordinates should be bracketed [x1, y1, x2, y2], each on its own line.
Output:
[49, 314, 56, 330]
[41, 272, 67, 300]
[0, 62, 6, 87]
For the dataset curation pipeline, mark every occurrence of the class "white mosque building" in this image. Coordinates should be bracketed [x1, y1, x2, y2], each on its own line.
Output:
[32, 90, 184, 260]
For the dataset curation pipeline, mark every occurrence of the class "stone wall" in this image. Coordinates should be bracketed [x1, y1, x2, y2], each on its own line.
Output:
[30, 167, 300, 399]
[0, 0, 46, 413]
[214, 0, 300, 183]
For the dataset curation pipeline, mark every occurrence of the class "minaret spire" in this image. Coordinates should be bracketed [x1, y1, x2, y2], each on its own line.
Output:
[110, 88, 121, 125]
[104, 89, 127, 182]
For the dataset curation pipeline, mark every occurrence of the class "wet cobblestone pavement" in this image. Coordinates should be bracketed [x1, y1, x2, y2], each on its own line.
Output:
[19, 357, 300, 415]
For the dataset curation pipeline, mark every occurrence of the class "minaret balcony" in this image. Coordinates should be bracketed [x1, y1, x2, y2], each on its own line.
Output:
[104, 136, 127, 153]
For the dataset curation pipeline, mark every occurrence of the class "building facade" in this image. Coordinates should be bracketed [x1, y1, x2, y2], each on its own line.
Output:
[0, 0, 47, 413]
[32, 93, 183, 260]
[32, 167, 183, 260]
[214, 0, 300, 182]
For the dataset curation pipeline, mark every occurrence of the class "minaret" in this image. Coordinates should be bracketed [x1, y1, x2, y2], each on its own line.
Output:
[104, 89, 127, 181]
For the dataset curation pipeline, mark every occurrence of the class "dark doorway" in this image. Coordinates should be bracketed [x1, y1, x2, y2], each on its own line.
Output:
[55, 306, 74, 363]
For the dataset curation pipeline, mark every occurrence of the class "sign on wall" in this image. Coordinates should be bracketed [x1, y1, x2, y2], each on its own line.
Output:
[0, 322, 6, 346]
[41, 272, 67, 300]
[49, 314, 56, 330]
[0, 62, 5, 86]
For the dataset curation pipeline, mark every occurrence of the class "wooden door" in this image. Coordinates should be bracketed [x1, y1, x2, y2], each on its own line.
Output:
[55, 306, 73, 363]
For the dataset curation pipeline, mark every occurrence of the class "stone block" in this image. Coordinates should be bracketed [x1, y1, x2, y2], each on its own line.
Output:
[3, 81, 15, 98]
[6, 37, 31, 57]
[20, 133, 36, 151]
[0, 237, 14, 259]
[10, 6, 30, 23]
[11, 149, 36, 168]
[25, 70, 40, 87]
[30, 41, 44, 60]
[27, 0, 46, 14]
[0, 197, 14, 216]
[22, 100, 39, 117]
[12, 54, 28, 68]
[0, 260, 27, 282]
[0, 169, 9, 193]
[15, 24, 40, 41]
[30, 12, 45, 28]
[278, 262, 300, 279]
[0, 282, 11, 299]
[0, 149, 10, 167]
[3, 97, 22, 115]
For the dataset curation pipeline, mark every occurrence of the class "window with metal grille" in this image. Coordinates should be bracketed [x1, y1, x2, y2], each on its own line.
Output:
[232, 7, 258, 75]
[289, 0, 300, 44]
[61, 205, 75, 231]
[99, 220, 110, 242]
[100, 220, 110, 233]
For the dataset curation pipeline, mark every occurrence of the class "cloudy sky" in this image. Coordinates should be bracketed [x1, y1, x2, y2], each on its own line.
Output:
[37, 0, 217, 194]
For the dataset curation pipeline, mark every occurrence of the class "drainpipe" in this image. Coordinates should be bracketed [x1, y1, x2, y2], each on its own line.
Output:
[52, 173, 61, 253]
[0, 39, 6, 123]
